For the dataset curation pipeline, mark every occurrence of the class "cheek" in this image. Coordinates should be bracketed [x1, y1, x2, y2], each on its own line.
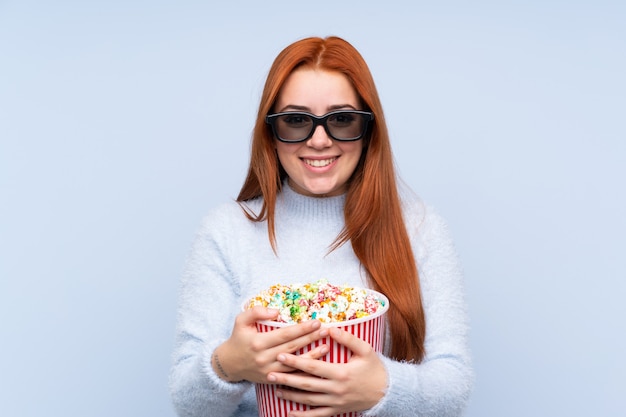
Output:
[343, 142, 365, 161]
[275, 142, 299, 166]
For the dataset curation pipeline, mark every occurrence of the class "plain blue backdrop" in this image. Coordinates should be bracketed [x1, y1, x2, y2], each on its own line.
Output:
[1, 1, 624, 416]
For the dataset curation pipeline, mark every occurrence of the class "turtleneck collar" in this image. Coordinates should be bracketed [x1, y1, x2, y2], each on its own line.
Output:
[277, 180, 346, 222]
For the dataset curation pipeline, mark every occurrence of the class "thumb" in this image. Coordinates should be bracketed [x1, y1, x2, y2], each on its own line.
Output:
[329, 327, 372, 356]
[241, 305, 280, 324]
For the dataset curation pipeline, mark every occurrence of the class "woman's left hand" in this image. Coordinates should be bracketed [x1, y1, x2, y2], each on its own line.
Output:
[266, 327, 387, 417]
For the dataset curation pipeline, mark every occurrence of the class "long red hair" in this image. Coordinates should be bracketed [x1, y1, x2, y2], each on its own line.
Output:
[237, 36, 425, 362]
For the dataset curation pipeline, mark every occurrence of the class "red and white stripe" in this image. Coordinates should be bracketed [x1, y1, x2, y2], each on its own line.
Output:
[254, 313, 386, 417]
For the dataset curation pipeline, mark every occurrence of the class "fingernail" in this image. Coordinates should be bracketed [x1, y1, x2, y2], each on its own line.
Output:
[275, 390, 283, 398]
[320, 328, 329, 337]
[311, 320, 321, 329]
[267, 373, 276, 382]
[330, 328, 341, 337]
[277, 354, 286, 362]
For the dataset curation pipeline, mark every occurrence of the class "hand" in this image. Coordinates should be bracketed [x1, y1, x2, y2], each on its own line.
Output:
[213, 306, 328, 383]
[267, 327, 388, 417]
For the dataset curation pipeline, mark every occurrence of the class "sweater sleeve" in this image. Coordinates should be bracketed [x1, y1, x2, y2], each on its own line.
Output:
[364, 205, 474, 417]
[169, 206, 253, 417]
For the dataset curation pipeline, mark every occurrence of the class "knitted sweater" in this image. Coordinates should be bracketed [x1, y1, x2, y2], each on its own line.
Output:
[169, 182, 473, 416]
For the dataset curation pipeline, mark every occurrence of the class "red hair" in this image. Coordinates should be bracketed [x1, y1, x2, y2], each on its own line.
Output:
[237, 36, 425, 362]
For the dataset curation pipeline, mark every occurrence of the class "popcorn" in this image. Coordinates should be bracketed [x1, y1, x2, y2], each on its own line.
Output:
[246, 279, 386, 323]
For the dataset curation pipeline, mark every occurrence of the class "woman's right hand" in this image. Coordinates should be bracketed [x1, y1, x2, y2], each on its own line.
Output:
[211, 306, 328, 384]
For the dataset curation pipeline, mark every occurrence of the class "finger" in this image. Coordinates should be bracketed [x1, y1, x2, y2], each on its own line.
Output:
[276, 389, 334, 411]
[298, 343, 329, 360]
[259, 321, 325, 352]
[237, 306, 279, 326]
[265, 342, 327, 371]
[267, 342, 328, 375]
[273, 352, 334, 379]
[272, 320, 324, 343]
[328, 327, 373, 356]
[279, 405, 335, 417]
[243, 320, 324, 356]
[267, 366, 330, 394]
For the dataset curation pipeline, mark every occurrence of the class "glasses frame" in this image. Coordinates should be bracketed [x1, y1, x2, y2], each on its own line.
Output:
[265, 110, 374, 143]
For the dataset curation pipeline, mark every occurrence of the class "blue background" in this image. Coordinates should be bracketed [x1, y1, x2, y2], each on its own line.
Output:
[1, 1, 624, 416]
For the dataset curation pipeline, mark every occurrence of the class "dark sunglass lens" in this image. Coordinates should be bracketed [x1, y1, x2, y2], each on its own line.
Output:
[327, 112, 364, 140]
[276, 113, 313, 141]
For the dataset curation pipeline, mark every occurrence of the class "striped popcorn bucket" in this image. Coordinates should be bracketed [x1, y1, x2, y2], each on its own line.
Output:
[250, 290, 389, 417]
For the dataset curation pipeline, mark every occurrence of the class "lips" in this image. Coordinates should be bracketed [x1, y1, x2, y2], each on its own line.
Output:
[303, 157, 337, 167]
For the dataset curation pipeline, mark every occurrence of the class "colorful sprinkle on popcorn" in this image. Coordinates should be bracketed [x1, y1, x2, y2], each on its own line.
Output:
[246, 279, 386, 323]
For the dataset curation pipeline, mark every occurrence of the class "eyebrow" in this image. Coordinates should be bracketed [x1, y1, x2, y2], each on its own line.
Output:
[276, 104, 358, 113]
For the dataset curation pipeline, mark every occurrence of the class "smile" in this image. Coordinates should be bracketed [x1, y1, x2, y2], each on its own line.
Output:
[303, 157, 337, 167]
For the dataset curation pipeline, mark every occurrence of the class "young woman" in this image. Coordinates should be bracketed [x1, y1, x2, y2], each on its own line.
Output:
[170, 36, 473, 417]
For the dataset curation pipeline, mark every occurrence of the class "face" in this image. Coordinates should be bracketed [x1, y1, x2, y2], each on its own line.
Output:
[273, 68, 365, 197]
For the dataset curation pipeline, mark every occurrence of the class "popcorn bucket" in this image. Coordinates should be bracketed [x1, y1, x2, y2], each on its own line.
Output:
[245, 289, 389, 417]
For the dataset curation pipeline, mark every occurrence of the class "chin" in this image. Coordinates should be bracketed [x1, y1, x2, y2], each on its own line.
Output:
[293, 179, 343, 197]
[305, 183, 343, 197]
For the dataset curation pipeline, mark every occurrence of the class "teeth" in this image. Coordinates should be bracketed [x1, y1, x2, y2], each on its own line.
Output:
[305, 158, 336, 167]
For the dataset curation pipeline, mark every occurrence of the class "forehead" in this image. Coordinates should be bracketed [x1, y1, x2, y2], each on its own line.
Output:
[275, 68, 359, 112]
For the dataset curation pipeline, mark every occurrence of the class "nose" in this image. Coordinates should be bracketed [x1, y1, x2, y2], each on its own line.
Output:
[306, 125, 333, 149]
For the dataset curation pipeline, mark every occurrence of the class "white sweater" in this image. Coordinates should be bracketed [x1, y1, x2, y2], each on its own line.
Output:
[169, 182, 473, 416]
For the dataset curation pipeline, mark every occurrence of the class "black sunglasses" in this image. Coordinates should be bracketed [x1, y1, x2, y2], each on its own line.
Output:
[266, 110, 374, 143]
